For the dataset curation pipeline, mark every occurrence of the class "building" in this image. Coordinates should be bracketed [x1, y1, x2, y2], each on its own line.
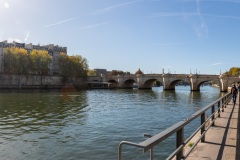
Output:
[43, 44, 67, 75]
[0, 40, 67, 75]
[94, 69, 107, 77]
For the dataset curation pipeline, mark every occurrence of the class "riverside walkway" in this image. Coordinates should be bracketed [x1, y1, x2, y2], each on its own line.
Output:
[187, 94, 240, 160]
[118, 92, 239, 160]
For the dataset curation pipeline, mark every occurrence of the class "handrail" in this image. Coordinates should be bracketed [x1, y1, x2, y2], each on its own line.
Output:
[118, 92, 232, 160]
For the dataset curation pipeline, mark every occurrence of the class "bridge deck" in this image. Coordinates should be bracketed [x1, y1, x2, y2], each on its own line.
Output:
[186, 93, 240, 160]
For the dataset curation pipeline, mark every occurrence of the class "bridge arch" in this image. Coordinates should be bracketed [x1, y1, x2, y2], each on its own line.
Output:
[189, 75, 220, 91]
[193, 80, 211, 91]
[138, 78, 163, 89]
[163, 79, 190, 90]
[167, 79, 182, 90]
[108, 79, 118, 88]
[139, 79, 156, 89]
[121, 79, 136, 89]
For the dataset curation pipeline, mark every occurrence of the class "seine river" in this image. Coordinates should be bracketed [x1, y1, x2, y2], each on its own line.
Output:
[0, 86, 225, 160]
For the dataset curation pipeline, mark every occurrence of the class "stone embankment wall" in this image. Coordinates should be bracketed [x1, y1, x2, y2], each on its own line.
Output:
[0, 74, 64, 89]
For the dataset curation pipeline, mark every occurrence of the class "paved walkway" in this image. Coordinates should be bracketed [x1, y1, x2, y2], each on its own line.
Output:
[187, 94, 240, 160]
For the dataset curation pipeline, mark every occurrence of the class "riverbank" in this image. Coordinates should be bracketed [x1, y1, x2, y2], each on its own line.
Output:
[0, 74, 89, 90]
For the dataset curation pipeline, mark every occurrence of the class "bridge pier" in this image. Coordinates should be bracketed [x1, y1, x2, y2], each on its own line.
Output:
[219, 75, 232, 92]
[137, 74, 153, 89]
[138, 87, 152, 90]
[163, 86, 175, 90]
[162, 74, 176, 90]
[189, 74, 203, 91]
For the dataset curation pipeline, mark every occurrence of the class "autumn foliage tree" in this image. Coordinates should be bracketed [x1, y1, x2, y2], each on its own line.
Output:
[58, 53, 88, 82]
[3, 47, 89, 86]
[4, 47, 52, 75]
[87, 70, 96, 76]
[4, 47, 29, 74]
[225, 67, 240, 76]
[29, 49, 52, 75]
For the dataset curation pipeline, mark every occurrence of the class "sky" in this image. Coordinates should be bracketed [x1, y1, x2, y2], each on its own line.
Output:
[0, 0, 240, 75]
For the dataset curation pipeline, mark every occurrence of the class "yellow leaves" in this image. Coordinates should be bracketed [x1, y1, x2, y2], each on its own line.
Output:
[87, 70, 96, 76]
[228, 67, 240, 76]
[4, 47, 53, 75]
[29, 49, 52, 75]
[60, 52, 67, 56]
[3, 47, 29, 74]
[225, 67, 240, 76]
[59, 54, 88, 78]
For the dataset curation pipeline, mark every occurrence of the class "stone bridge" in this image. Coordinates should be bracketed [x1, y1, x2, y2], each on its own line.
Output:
[101, 74, 240, 92]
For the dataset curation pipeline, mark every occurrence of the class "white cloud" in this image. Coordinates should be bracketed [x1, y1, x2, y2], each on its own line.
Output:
[24, 32, 30, 42]
[153, 12, 240, 20]
[182, 0, 240, 3]
[145, 42, 184, 46]
[212, 63, 222, 66]
[44, 17, 77, 28]
[4, 2, 10, 8]
[92, 0, 143, 15]
[152, 12, 198, 17]
[81, 22, 108, 30]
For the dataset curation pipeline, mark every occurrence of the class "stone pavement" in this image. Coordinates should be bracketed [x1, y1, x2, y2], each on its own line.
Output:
[187, 94, 240, 160]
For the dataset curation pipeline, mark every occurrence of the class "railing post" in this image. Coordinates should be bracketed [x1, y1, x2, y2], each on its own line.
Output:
[211, 105, 215, 126]
[218, 101, 221, 117]
[118, 144, 122, 160]
[176, 128, 184, 160]
[201, 112, 205, 142]
[225, 96, 227, 107]
[150, 148, 153, 160]
[222, 98, 224, 112]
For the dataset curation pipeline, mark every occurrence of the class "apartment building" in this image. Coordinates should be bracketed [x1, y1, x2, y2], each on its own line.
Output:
[0, 40, 67, 75]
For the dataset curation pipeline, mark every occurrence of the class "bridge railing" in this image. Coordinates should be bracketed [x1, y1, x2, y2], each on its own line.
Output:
[118, 92, 232, 160]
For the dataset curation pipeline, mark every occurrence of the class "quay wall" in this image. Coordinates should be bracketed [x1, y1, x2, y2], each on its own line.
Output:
[0, 74, 64, 89]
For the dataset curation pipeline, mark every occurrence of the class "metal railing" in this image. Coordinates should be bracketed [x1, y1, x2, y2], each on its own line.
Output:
[118, 92, 232, 160]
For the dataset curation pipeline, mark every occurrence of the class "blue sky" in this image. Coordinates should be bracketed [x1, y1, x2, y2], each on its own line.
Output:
[0, 0, 240, 74]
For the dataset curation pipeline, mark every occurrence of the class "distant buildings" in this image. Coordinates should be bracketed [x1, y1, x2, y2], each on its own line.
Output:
[0, 40, 67, 75]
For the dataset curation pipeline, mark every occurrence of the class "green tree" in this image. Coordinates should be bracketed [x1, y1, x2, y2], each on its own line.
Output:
[59, 53, 88, 82]
[58, 53, 71, 81]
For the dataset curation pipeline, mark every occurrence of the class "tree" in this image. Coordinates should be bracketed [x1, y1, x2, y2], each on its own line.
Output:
[29, 49, 52, 75]
[15, 48, 29, 75]
[225, 67, 240, 76]
[110, 70, 124, 76]
[29, 49, 52, 86]
[71, 55, 88, 78]
[4, 47, 17, 74]
[3, 47, 29, 89]
[4, 47, 29, 74]
[58, 53, 89, 82]
[58, 53, 71, 81]
[87, 70, 96, 76]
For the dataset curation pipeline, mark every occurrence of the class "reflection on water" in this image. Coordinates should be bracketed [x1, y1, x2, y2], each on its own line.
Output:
[0, 86, 223, 160]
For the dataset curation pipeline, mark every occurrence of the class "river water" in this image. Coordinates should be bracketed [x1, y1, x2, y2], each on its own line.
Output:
[0, 86, 225, 160]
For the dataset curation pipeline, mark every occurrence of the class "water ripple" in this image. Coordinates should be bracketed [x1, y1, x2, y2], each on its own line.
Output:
[0, 87, 220, 160]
